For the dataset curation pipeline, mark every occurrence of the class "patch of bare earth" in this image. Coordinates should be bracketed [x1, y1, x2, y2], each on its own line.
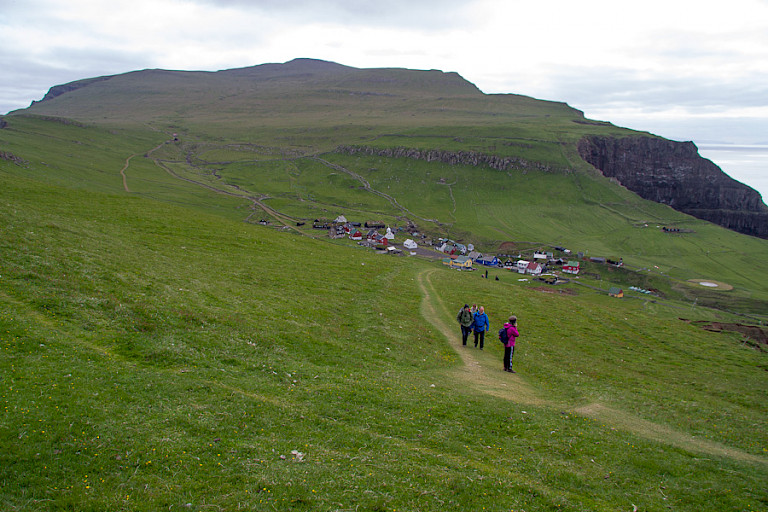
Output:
[680, 318, 767, 350]
[686, 278, 734, 291]
[531, 286, 577, 295]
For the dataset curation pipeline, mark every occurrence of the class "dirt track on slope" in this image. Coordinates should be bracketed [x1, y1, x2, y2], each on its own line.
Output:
[417, 268, 767, 466]
[417, 268, 542, 406]
[119, 141, 168, 193]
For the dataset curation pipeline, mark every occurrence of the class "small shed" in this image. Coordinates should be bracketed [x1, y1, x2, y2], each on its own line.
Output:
[608, 287, 624, 298]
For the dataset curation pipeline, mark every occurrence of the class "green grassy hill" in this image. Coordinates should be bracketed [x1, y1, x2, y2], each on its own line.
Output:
[1, 59, 767, 510]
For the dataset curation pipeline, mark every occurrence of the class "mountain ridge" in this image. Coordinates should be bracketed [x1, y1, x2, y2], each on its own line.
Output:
[8, 57, 767, 238]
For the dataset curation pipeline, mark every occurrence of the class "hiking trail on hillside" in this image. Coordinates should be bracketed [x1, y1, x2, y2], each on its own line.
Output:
[119, 141, 167, 193]
[417, 268, 767, 466]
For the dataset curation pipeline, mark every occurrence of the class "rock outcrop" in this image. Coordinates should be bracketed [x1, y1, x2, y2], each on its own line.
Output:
[578, 135, 768, 239]
[335, 145, 555, 173]
[0, 150, 27, 166]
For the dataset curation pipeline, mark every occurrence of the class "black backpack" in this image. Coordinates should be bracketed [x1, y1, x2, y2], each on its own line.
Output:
[498, 326, 509, 344]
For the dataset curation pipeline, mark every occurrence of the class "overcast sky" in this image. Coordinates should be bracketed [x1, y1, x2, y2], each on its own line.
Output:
[2, 0, 767, 198]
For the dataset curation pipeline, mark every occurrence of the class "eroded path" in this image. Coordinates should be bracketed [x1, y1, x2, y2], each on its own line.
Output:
[417, 268, 767, 466]
[417, 268, 542, 406]
[119, 140, 168, 193]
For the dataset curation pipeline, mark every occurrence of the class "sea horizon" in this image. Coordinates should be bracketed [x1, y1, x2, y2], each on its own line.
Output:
[697, 143, 768, 201]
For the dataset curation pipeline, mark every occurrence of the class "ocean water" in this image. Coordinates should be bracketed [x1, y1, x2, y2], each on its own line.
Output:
[697, 144, 768, 202]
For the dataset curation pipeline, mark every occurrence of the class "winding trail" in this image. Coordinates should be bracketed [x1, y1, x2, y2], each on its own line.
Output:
[311, 156, 445, 226]
[417, 268, 767, 466]
[119, 140, 168, 193]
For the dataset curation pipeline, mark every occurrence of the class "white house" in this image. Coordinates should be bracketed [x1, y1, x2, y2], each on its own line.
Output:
[526, 262, 543, 276]
[403, 239, 418, 250]
[515, 260, 530, 273]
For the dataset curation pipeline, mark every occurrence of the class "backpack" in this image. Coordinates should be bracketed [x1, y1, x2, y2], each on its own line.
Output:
[498, 326, 509, 345]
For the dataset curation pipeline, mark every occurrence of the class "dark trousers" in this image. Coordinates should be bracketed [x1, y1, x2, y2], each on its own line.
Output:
[474, 329, 485, 348]
[461, 325, 472, 345]
[504, 345, 515, 370]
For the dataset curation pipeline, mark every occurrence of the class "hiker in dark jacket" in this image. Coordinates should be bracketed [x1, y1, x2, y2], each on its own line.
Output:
[472, 306, 490, 349]
[502, 315, 520, 373]
[456, 304, 473, 346]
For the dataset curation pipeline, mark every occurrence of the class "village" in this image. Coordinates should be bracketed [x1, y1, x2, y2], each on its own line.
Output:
[302, 214, 638, 296]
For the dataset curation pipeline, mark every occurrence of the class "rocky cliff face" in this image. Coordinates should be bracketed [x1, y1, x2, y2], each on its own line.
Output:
[335, 145, 555, 172]
[32, 76, 112, 105]
[578, 135, 768, 239]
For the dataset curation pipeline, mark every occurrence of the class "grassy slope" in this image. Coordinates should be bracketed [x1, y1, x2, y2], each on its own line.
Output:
[1, 162, 767, 511]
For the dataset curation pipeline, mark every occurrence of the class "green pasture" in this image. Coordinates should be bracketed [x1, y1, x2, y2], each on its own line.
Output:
[1, 167, 766, 511]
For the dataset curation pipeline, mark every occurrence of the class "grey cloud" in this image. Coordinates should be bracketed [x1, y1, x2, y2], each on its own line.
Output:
[0, 46, 154, 114]
[540, 66, 768, 112]
[191, 0, 469, 28]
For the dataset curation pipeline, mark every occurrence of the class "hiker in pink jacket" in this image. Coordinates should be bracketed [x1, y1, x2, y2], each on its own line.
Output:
[503, 316, 519, 373]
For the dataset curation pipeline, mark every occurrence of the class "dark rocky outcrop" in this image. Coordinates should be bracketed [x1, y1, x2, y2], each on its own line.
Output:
[335, 145, 555, 173]
[578, 135, 768, 239]
[0, 151, 28, 166]
[0, 117, 7, 129]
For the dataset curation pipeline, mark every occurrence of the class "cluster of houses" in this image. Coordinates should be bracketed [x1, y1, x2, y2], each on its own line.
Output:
[442, 248, 583, 277]
[435, 238, 469, 256]
[442, 247, 627, 279]
[307, 216, 626, 285]
[312, 215, 422, 254]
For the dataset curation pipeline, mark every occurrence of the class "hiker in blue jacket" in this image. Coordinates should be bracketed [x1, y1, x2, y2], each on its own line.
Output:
[472, 306, 490, 349]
